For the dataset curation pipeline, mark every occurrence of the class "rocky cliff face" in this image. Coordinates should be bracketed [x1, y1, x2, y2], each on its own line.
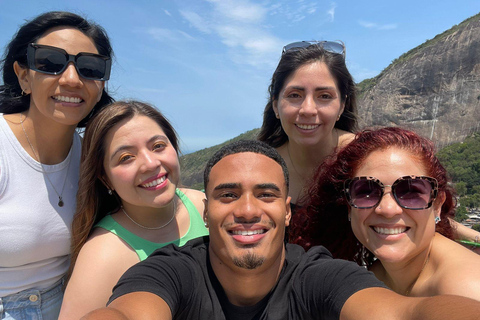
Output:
[358, 13, 480, 148]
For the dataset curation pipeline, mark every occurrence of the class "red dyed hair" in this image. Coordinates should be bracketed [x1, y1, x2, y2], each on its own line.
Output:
[289, 127, 456, 266]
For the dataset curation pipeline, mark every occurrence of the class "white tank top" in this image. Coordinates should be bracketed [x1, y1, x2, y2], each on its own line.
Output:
[0, 114, 80, 296]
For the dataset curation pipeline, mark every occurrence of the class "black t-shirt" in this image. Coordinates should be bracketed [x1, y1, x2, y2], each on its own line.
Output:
[109, 237, 386, 320]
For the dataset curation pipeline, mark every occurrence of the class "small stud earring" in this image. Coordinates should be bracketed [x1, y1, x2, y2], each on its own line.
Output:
[204, 220, 209, 228]
[348, 215, 351, 222]
[108, 189, 113, 195]
[434, 216, 441, 224]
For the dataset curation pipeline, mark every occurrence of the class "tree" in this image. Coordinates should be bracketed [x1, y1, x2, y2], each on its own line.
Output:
[472, 185, 480, 195]
[472, 224, 480, 232]
[455, 205, 469, 222]
[456, 182, 467, 196]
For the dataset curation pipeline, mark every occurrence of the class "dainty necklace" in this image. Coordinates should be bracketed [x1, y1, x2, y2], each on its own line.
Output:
[121, 197, 177, 230]
[287, 142, 306, 180]
[404, 249, 431, 296]
[20, 113, 71, 207]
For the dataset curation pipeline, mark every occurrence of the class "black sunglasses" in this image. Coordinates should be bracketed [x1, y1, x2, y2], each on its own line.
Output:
[343, 176, 438, 210]
[27, 43, 111, 81]
[282, 40, 345, 58]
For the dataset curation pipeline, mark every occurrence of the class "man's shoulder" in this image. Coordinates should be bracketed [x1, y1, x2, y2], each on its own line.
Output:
[149, 236, 209, 257]
[285, 243, 333, 263]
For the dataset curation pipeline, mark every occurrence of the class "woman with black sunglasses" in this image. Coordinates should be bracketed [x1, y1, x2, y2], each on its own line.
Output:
[0, 11, 113, 319]
[289, 127, 480, 300]
[258, 41, 357, 211]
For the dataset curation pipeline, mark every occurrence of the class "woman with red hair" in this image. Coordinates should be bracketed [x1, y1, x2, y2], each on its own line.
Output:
[290, 127, 480, 299]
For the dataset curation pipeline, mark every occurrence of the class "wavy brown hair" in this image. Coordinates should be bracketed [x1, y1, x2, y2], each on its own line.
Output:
[66, 100, 179, 282]
[289, 127, 456, 266]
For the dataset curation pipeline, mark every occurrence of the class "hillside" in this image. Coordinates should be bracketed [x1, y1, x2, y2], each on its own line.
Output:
[180, 12, 480, 188]
[357, 12, 480, 148]
[437, 132, 480, 193]
[180, 128, 259, 189]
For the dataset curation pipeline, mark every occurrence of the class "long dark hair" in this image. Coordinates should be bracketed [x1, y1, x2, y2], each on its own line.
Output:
[289, 127, 455, 266]
[0, 11, 114, 127]
[258, 44, 357, 147]
[67, 100, 179, 282]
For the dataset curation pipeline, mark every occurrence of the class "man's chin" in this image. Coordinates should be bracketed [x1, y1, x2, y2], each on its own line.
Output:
[232, 252, 265, 270]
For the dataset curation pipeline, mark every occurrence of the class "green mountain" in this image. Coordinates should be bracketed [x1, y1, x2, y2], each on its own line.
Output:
[437, 132, 480, 194]
[180, 128, 259, 189]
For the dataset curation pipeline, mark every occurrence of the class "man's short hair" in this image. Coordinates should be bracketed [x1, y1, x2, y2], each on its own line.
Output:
[203, 140, 289, 193]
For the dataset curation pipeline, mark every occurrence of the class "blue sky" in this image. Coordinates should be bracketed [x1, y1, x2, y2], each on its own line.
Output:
[1, 0, 480, 153]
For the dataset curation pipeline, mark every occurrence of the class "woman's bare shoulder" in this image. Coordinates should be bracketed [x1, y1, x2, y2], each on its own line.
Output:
[337, 130, 355, 148]
[431, 233, 480, 300]
[179, 188, 206, 216]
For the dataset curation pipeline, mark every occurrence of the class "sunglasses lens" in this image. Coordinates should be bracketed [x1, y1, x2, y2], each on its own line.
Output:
[349, 179, 382, 208]
[283, 41, 310, 52]
[321, 42, 344, 55]
[76, 55, 107, 80]
[34, 47, 67, 74]
[394, 178, 432, 209]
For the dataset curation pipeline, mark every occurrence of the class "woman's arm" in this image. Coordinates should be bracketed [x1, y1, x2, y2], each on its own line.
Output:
[59, 229, 139, 320]
[450, 219, 480, 254]
[341, 287, 480, 320]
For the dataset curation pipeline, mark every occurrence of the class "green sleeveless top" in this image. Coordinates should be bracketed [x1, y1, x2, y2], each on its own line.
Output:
[95, 189, 209, 261]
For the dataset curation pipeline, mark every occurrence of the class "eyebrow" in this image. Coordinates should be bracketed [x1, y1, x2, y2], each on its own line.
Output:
[212, 182, 281, 192]
[287, 85, 337, 92]
[256, 183, 281, 192]
[213, 183, 240, 191]
[110, 134, 168, 161]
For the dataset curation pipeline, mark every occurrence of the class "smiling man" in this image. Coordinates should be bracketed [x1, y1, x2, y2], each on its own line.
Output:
[83, 140, 480, 320]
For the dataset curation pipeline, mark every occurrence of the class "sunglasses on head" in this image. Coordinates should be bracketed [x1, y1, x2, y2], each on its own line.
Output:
[282, 40, 345, 58]
[27, 43, 111, 81]
[343, 176, 438, 210]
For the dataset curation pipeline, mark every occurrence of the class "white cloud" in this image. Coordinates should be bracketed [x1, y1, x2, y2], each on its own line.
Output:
[327, 3, 336, 22]
[147, 28, 196, 42]
[268, 1, 319, 23]
[359, 20, 398, 30]
[173, 0, 334, 69]
[180, 10, 212, 34]
[163, 9, 171, 16]
[178, 0, 284, 69]
[208, 0, 267, 23]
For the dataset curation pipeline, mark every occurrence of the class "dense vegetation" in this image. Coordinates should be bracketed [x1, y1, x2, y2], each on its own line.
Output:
[179, 128, 259, 190]
[437, 132, 480, 223]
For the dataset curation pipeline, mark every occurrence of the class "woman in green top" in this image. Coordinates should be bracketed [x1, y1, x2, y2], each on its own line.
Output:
[59, 100, 209, 319]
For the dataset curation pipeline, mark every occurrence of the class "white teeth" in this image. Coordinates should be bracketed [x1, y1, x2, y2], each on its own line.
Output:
[141, 176, 166, 188]
[373, 227, 407, 235]
[53, 95, 82, 103]
[231, 229, 265, 236]
[296, 124, 319, 130]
